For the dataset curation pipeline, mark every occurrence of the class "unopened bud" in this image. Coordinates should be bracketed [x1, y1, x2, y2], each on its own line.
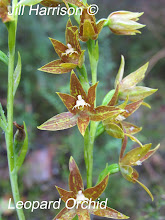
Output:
[108, 11, 145, 35]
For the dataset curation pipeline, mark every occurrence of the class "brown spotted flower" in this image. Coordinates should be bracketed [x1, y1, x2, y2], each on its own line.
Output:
[103, 85, 143, 139]
[54, 157, 129, 219]
[38, 71, 123, 136]
[0, 0, 12, 23]
[79, 8, 105, 42]
[119, 136, 160, 201]
[39, 20, 85, 74]
[115, 55, 157, 102]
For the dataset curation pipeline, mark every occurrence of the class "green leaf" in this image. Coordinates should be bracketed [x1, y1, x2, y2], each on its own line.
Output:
[97, 163, 120, 184]
[102, 89, 115, 106]
[0, 103, 7, 132]
[18, 0, 42, 6]
[0, 50, 8, 65]
[13, 52, 22, 97]
[105, 123, 124, 139]
[15, 122, 28, 171]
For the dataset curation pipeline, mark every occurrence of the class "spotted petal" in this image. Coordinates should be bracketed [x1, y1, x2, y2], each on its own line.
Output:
[122, 99, 143, 118]
[121, 121, 142, 135]
[53, 207, 76, 220]
[41, 0, 63, 7]
[119, 86, 158, 102]
[56, 186, 75, 203]
[76, 208, 90, 220]
[77, 113, 90, 136]
[37, 112, 77, 131]
[121, 143, 152, 166]
[89, 206, 129, 219]
[38, 59, 74, 74]
[57, 92, 76, 113]
[87, 82, 98, 109]
[84, 175, 109, 201]
[121, 62, 149, 90]
[139, 144, 160, 163]
[108, 84, 120, 106]
[0, 0, 12, 23]
[105, 123, 124, 139]
[69, 157, 84, 193]
[70, 71, 87, 100]
[89, 106, 124, 121]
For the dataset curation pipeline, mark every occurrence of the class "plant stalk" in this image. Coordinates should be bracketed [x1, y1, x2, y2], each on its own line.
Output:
[84, 39, 99, 188]
[5, 1, 26, 219]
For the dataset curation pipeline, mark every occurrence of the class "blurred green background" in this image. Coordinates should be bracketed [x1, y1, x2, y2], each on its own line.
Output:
[0, 0, 165, 219]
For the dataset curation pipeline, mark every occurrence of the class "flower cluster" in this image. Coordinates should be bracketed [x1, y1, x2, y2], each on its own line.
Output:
[34, 3, 159, 220]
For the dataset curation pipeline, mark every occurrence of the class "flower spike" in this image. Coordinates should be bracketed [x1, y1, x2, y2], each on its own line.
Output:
[53, 157, 129, 219]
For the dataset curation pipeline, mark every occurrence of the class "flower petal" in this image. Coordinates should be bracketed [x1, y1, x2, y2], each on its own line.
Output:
[89, 106, 124, 121]
[89, 206, 129, 219]
[122, 121, 142, 135]
[87, 82, 98, 109]
[119, 135, 128, 161]
[53, 207, 76, 220]
[114, 55, 125, 88]
[121, 143, 152, 166]
[76, 208, 90, 220]
[37, 112, 77, 131]
[56, 186, 75, 203]
[135, 179, 154, 201]
[105, 123, 124, 139]
[108, 84, 120, 106]
[140, 144, 160, 162]
[57, 92, 77, 113]
[41, 0, 62, 7]
[77, 113, 90, 136]
[119, 86, 158, 102]
[49, 38, 67, 57]
[38, 59, 74, 74]
[84, 175, 109, 201]
[122, 99, 143, 118]
[69, 157, 84, 193]
[0, 0, 12, 23]
[96, 19, 105, 35]
[120, 165, 138, 183]
[70, 71, 87, 100]
[121, 62, 148, 90]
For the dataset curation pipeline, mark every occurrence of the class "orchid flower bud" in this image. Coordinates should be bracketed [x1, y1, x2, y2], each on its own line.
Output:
[108, 11, 145, 35]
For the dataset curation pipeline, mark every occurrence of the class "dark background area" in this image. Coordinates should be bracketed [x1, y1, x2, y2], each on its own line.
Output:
[0, 0, 165, 219]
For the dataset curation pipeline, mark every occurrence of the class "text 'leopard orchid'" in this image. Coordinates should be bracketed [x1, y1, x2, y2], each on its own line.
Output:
[119, 135, 160, 201]
[54, 157, 129, 219]
[115, 55, 157, 102]
[103, 85, 143, 139]
[0, 0, 13, 23]
[39, 19, 85, 74]
[38, 71, 123, 136]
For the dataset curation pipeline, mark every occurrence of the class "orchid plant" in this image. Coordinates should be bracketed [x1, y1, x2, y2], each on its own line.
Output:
[0, 0, 160, 219]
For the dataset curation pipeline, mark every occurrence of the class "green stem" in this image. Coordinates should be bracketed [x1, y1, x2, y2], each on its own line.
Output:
[6, 1, 25, 219]
[77, 64, 89, 92]
[84, 39, 99, 188]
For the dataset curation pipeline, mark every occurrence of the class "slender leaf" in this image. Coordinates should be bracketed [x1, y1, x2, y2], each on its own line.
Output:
[13, 52, 22, 97]
[0, 51, 8, 65]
